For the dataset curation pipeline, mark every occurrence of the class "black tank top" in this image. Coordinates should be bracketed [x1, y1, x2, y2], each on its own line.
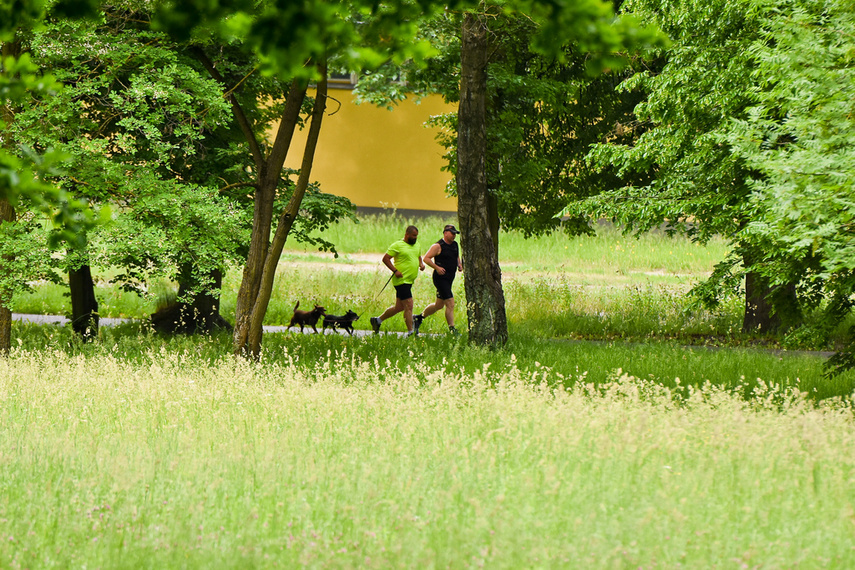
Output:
[434, 239, 459, 278]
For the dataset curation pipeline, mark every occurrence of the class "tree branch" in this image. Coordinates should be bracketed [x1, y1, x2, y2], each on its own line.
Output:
[217, 181, 259, 194]
[263, 78, 308, 187]
[189, 45, 265, 172]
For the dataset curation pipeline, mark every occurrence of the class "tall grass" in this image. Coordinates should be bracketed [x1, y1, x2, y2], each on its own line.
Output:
[2, 349, 854, 568]
[11, 321, 855, 401]
[5, 213, 855, 567]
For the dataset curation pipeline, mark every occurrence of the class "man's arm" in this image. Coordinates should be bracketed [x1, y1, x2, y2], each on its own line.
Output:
[382, 253, 401, 278]
[422, 243, 443, 274]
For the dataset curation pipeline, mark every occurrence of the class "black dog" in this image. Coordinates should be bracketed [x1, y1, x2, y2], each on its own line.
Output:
[322, 310, 360, 335]
[288, 301, 326, 334]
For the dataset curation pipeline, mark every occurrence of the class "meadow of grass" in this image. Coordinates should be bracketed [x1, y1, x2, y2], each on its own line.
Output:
[2, 344, 854, 568]
[5, 213, 855, 567]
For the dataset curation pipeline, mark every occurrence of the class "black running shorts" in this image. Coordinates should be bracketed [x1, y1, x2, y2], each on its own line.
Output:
[433, 273, 454, 300]
[394, 283, 413, 300]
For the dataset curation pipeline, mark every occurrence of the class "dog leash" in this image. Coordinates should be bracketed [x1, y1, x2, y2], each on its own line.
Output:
[356, 272, 394, 320]
[377, 273, 394, 297]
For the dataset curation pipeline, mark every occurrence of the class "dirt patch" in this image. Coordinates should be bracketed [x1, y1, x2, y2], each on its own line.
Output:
[278, 251, 384, 273]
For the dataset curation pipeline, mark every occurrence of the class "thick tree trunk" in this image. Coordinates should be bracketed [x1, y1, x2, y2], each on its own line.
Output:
[458, 12, 508, 347]
[182, 267, 226, 330]
[151, 265, 230, 334]
[741, 248, 800, 334]
[0, 199, 14, 356]
[68, 263, 99, 340]
[0, 41, 21, 356]
[743, 269, 780, 333]
[245, 68, 328, 358]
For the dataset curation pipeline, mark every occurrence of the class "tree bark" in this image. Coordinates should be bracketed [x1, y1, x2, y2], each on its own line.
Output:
[151, 265, 229, 334]
[225, 77, 308, 355]
[741, 247, 800, 334]
[192, 46, 312, 354]
[68, 262, 99, 340]
[245, 67, 328, 358]
[0, 199, 14, 356]
[0, 40, 22, 355]
[181, 267, 226, 330]
[458, 12, 508, 347]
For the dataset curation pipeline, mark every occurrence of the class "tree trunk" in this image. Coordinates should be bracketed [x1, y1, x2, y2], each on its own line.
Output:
[0, 199, 14, 356]
[68, 262, 99, 340]
[245, 67, 328, 358]
[229, 79, 308, 355]
[182, 267, 226, 330]
[743, 269, 780, 333]
[0, 40, 22, 355]
[741, 247, 800, 334]
[458, 12, 508, 347]
[151, 265, 230, 334]
[191, 47, 310, 354]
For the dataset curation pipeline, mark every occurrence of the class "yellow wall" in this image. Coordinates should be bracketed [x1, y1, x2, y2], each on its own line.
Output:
[282, 89, 458, 214]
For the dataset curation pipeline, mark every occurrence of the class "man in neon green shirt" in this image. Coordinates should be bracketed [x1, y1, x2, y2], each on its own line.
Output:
[371, 225, 425, 336]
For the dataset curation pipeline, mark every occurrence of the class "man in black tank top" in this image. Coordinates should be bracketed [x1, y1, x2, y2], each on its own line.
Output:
[413, 224, 464, 335]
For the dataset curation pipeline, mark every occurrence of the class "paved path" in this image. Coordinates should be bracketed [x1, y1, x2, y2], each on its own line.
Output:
[14, 314, 830, 355]
[11, 313, 417, 338]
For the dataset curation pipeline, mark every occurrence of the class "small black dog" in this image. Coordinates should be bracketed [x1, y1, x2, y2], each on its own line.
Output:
[322, 310, 360, 335]
[288, 301, 326, 334]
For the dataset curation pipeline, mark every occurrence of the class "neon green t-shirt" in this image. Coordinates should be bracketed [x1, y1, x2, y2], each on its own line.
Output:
[386, 240, 421, 285]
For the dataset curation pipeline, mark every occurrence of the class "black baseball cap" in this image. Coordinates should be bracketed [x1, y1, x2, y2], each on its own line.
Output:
[444, 224, 460, 234]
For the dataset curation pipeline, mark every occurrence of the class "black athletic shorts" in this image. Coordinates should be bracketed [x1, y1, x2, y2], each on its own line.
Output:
[394, 283, 413, 300]
[433, 273, 454, 300]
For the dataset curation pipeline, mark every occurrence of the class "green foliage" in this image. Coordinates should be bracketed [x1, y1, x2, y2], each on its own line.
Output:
[91, 179, 250, 296]
[0, 53, 95, 243]
[722, 0, 855, 371]
[729, 0, 855, 275]
[580, 0, 761, 241]
[20, 15, 233, 175]
[280, 182, 359, 257]
[8, 10, 245, 304]
[0, 51, 99, 313]
[572, 0, 821, 334]
[0, 0, 44, 38]
[150, 0, 449, 81]
[0, 0, 102, 258]
[0, 211, 56, 303]
[357, 7, 665, 239]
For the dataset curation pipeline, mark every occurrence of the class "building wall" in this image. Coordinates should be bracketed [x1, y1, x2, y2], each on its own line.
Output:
[282, 88, 458, 214]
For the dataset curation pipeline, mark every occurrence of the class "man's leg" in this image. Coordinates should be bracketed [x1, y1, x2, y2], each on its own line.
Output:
[421, 298, 445, 318]
[372, 300, 401, 333]
[444, 297, 455, 327]
[373, 286, 410, 333]
[379, 300, 404, 321]
[402, 297, 414, 333]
